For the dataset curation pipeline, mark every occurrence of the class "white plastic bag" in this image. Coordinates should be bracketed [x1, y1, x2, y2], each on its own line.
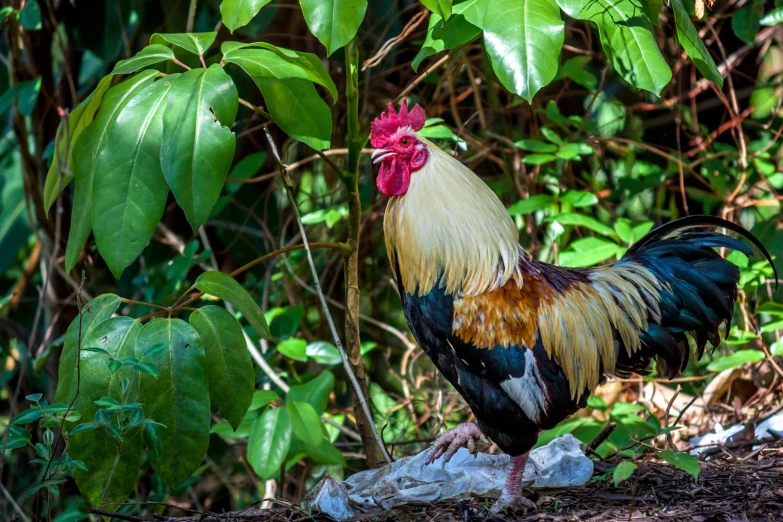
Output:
[304, 434, 594, 520]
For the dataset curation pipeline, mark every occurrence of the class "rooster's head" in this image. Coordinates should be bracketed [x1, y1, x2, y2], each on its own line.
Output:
[370, 100, 428, 197]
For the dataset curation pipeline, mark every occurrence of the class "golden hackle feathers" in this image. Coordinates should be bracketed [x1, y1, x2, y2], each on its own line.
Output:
[384, 138, 521, 297]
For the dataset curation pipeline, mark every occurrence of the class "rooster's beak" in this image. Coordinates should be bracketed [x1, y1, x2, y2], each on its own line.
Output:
[372, 149, 395, 164]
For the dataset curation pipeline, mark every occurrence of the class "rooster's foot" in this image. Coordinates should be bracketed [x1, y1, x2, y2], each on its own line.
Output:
[491, 453, 536, 513]
[424, 422, 487, 465]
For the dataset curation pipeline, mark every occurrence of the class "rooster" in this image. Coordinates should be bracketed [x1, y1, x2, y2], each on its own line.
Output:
[370, 101, 776, 509]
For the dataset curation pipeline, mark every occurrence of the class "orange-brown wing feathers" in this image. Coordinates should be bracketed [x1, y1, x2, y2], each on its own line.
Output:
[452, 258, 662, 399]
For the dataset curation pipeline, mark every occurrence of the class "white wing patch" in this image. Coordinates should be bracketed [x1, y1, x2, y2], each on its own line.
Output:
[500, 350, 548, 422]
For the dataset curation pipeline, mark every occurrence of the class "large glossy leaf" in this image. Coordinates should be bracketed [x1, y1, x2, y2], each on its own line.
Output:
[69, 317, 142, 509]
[247, 407, 291, 480]
[136, 319, 210, 488]
[557, 0, 671, 95]
[189, 306, 253, 429]
[421, 0, 452, 20]
[286, 371, 334, 415]
[55, 294, 122, 404]
[43, 75, 113, 214]
[483, 0, 564, 102]
[194, 271, 271, 338]
[671, 0, 722, 88]
[111, 45, 175, 75]
[225, 49, 331, 150]
[220, 0, 272, 33]
[412, 5, 481, 71]
[150, 32, 217, 57]
[287, 401, 324, 447]
[221, 42, 337, 102]
[160, 65, 237, 230]
[92, 75, 177, 278]
[732, 1, 762, 45]
[299, 0, 367, 56]
[66, 70, 159, 272]
[0, 158, 31, 275]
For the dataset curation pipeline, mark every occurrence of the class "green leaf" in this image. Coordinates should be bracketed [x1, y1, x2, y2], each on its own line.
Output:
[247, 407, 292, 480]
[91, 75, 177, 278]
[211, 414, 255, 438]
[161, 65, 238, 230]
[750, 87, 779, 120]
[760, 6, 783, 26]
[19, 0, 40, 30]
[25, 393, 42, 402]
[66, 70, 159, 272]
[299, 0, 367, 56]
[306, 341, 342, 365]
[613, 461, 637, 486]
[12, 408, 42, 426]
[551, 213, 617, 238]
[286, 371, 334, 415]
[732, 1, 762, 45]
[150, 32, 217, 57]
[136, 319, 210, 488]
[277, 338, 307, 362]
[287, 401, 324, 447]
[0, 7, 14, 23]
[507, 194, 554, 216]
[111, 45, 174, 75]
[514, 139, 557, 153]
[108, 359, 122, 374]
[189, 306, 254, 430]
[523, 153, 557, 165]
[220, 0, 272, 33]
[540, 127, 563, 145]
[671, 0, 722, 88]
[560, 190, 597, 207]
[43, 75, 113, 214]
[249, 390, 279, 411]
[556, 56, 597, 89]
[303, 439, 345, 466]
[144, 424, 163, 458]
[706, 349, 765, 372]
[222, 42, 338, 103]
[55, 294, 122, 404]
[483, 0, 564, 102]
[412, 5, 480, 71]
[557, 0, 672, 94]
[657, 450, 700, 481]
[421, 0, 452, 19]
[559, 237, 622, 268]
[5, 426, 32, 450]
[15, 78, 40, 116]
[68, 317, 142, 509]
[194, 271, 271, 338]
[225, 49, 332, 150]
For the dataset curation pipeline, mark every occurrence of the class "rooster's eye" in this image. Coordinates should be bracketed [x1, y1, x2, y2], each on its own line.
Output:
[401, 137, 410, 146]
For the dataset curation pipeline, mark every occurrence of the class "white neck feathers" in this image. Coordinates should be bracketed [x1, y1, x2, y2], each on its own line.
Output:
[384, 139, 522, 297]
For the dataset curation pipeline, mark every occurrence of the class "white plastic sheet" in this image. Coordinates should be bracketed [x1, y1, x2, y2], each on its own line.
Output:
[689, 412, 783, 455]
[304, 434, 594, 520]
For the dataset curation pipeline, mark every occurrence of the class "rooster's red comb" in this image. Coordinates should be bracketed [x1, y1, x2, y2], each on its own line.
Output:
[370, 99, 426, 147]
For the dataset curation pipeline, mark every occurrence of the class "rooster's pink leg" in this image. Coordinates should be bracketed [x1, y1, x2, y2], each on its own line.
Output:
[424, 422, 487, 464]
[492, 453, 536, 512]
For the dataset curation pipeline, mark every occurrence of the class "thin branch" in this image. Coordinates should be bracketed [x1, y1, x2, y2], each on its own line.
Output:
[263, 125, 392, 465]
[238, 98, 272, 120]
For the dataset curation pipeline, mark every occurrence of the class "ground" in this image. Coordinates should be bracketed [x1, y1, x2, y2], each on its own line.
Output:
[161, 449, 783, 522]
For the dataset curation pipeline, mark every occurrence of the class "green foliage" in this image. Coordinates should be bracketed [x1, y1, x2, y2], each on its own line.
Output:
[612, 461, 637, 486]
[189, 306, 254, 429]
[135, 319, 210, 488]
[194, 271, 271, 338]
[483, 0, 564, 103]
[299, 0, 368, 56]
[161, 65, 238, 230]
[221, 0, 273, 33]
[247, 406, 291, 479]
